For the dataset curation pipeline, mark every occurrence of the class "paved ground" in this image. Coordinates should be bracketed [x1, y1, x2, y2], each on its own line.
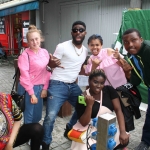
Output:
[0, 61, 149, 150]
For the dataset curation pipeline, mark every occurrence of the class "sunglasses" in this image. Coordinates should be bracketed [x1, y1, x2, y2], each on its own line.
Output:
[72, 28, 85, 33]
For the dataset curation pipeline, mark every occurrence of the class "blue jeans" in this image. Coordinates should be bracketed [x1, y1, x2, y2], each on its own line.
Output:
[142, 88, 150, 146]
[43, 80, 82, 144]
[17, 82, 43, 124]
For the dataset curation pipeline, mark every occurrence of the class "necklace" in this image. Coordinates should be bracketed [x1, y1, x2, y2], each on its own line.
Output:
[72, 43, 83, 56]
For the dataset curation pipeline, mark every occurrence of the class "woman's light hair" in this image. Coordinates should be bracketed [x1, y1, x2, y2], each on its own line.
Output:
[26, 25, 44, 42]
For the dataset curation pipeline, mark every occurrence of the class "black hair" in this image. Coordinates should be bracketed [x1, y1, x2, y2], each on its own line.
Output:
[89, 69, 106, 81]
[72, 21, 86, 29]
[87, 34, 103, 45]
[122, 28, 142, 38]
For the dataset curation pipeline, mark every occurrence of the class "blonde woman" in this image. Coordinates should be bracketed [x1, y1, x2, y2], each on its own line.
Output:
[17, 25, 51, 124]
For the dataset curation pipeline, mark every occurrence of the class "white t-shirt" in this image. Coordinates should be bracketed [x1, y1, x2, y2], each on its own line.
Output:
[51, 40, 88, 83]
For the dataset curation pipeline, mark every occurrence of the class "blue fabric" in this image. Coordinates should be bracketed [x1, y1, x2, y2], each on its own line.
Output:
[17, 82, 43, 124]
[131, 55, 143, 79]
[0, 1, 39, 17]
[141, 88, 150, 146]
[43, 80, 82, 144]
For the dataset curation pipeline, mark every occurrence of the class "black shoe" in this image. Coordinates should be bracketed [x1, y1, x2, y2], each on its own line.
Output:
[64, 124, 71, 141]
[42, 141, 50, 150]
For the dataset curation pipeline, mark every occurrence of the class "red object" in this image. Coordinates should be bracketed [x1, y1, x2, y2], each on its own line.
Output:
[0, 11, 29, 55]
[0, 93, 13, 149]
[130, 89, 136, 95]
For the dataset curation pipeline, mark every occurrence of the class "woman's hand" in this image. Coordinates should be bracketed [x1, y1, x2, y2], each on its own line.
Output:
[85, 95, 95, 107]
[79, 94, 95, 126]
[113, 48, 121, 60]
[30, 94, 38, 104]
[41, 89, 47, 98]
[91, 58, 102, 68]
[4, 142, 13, 150]
[119, 131, 129, 145]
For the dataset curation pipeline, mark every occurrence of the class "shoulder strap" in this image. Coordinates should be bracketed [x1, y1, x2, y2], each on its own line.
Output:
[12, 52, 30, 91]
[127, 57, 146, 86]
[86, 89, 103, 106]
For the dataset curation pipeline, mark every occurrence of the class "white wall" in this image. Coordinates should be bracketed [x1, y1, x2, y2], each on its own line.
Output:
[142, 0, 150, 9]
[39, 0, 149, 53]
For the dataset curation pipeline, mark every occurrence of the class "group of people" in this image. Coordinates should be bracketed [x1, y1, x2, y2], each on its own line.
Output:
[1, 20, 150, 150]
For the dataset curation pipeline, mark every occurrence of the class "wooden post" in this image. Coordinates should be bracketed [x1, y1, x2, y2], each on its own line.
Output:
[96, 113, 116, 150]
[14, 59, 72, 117]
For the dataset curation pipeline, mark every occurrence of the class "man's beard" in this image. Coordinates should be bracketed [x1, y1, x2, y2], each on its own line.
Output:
[72, 36, 85, 45]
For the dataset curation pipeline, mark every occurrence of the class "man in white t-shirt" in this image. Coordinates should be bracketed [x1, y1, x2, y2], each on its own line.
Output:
[42, 21, 88, 150]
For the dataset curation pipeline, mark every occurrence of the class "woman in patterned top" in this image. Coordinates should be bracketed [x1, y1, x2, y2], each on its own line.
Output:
[2, 99, 44, 150]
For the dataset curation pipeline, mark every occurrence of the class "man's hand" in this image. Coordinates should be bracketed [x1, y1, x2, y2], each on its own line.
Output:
[41, 89, 47, 98]
[47, 54, 64, 68]
[122, 62, 132, 72]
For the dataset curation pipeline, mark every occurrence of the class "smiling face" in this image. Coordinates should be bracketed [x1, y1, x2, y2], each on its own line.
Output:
[88, 39, 102, 56]
[122, 32, 143, 55]
[89, 75, 105, 95]
[71, 24, 86, 46]
[27, 32, 41, 51]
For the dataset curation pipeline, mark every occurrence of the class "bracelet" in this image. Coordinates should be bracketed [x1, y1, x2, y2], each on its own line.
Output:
[46, 66, 52, 72]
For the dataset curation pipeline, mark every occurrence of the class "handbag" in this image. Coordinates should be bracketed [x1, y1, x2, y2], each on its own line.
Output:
[11, 52, 29, 112]
[68, 128, 88, 143]
[116, 83, 142, 131]
[11, 68, 26, 112]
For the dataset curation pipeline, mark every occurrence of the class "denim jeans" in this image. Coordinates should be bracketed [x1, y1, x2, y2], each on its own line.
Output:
[43, 80, 82, 144]
[142, 88, 150, 146]
[17, 82, 43, 124]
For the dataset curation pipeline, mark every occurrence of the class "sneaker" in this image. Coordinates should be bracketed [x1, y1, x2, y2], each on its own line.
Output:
[64, 124, 71, 141]
[134, 141, 149, 150]
[42, 141, 50, 150]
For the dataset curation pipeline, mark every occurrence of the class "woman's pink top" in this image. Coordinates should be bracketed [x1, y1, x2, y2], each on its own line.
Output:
[18, 48, 51, 95]
[85, 48, 127, 88]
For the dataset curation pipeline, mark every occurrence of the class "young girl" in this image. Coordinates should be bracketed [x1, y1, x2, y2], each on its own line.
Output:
[17, 25, 51, 124]
[70, 70, 129, 150]
[85, 34, 132, 89]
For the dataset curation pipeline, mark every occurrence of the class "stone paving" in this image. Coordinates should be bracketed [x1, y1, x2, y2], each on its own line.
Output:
[0, 62, 149, 150]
